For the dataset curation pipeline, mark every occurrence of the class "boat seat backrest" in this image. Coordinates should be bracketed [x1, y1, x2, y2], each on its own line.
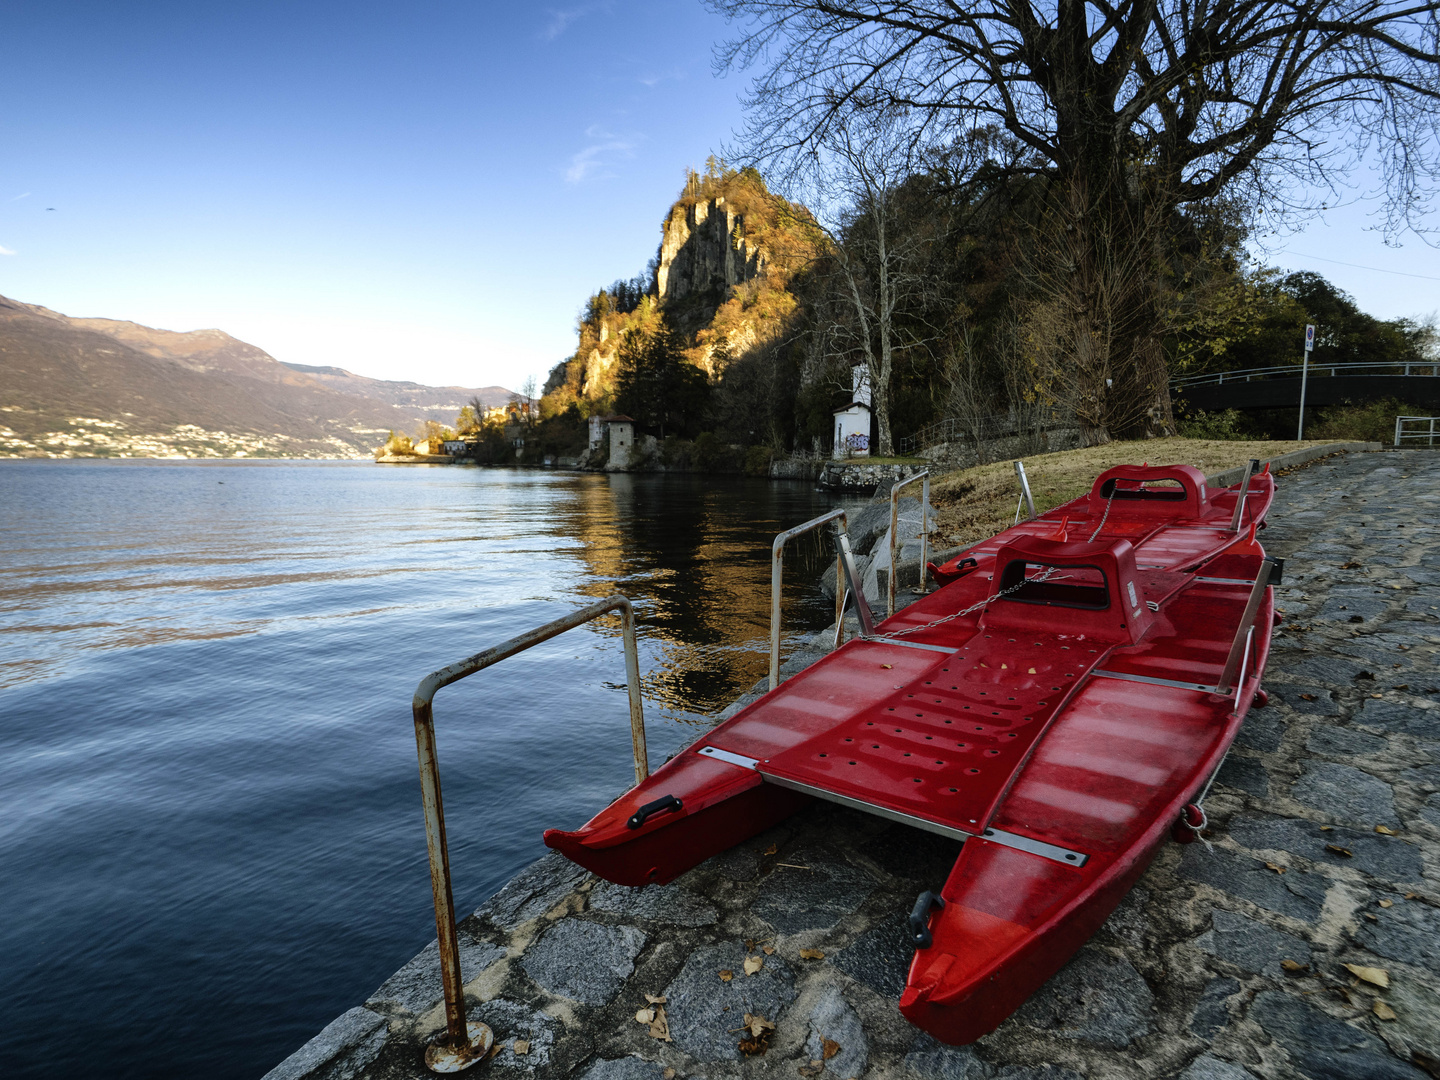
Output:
[979, 536, 1154, 646]
[1088, 464, 1209, 521]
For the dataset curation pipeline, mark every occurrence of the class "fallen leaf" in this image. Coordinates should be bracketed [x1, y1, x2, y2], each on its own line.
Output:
[513, 1040, 531, 1056]
[1327, 844, 1353, 857]
[762, 845, 778, 856]
[649, 1005, 671, 1042]
[1365, 913, 1379, 922]
[1320, 825, 1334, 831]
[881, 664, 893, 669]
[1394, 684, 1409, 690]
[1281, 959, 1309, 972]
[822, 1037, 842, 1060]
[1374, 1000, 1398, 1021]
[799, 948, 826, 960]
[1379, 899, 1394, 908]
[762, 945, 776, 955]
[744, 1012, 776, 1037]
[1375, 825, 1398, 835]
[796, 1062, 822, 1076]
[1342, 561, 1363, 569]
[1370, 693, 1383, 699]
[1300, 693, 1318, 701]
[1265, 862, 1287, 874]
[1345, 964, 1391, 988]
[635, 1008, 656, 1025]
[663, 1069, 676, 1080]
[486, 1042, 502, 1061]
[744, 955, 764, 976]
[718, 969, 734, 982]
[645, 994, 667, 1005]
[1405, 893, 1420, 900]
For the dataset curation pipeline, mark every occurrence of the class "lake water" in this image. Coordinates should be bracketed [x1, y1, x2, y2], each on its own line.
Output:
[0, 461, 864, 1078]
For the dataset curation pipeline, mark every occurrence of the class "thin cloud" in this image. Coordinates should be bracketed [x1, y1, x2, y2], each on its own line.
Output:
[7, 192, 30, 202]
[541, 4, 607, 41]
[0, 244, 16, 255]
[565, 125, 639, 184]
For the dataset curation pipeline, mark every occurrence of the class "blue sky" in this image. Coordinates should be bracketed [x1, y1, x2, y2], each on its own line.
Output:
[1, 1, 1437, 393]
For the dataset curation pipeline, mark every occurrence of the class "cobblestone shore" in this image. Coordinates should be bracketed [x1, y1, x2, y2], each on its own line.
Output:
[267, 448, 1438, 1080]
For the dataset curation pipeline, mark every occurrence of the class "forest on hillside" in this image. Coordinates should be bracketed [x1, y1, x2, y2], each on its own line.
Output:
[504, 1, 1440, 468]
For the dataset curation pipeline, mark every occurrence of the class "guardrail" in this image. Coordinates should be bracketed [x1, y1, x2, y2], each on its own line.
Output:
[410, 596, 647, 1071]
[1172, 361, 1440, 390]
[1395, 415, 1439, 447]
[888, 471, 931, 617]
[771, 509, 849, 690]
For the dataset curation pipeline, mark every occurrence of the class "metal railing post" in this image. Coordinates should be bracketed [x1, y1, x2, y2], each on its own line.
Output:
[888, 470, 931, 617]
[1014, 460, 1036, 521]
[1396, 416, 1403, 447]
[1217, 560, 1275, 694]
[411, 595, 647, 1071]
[770, 508, 849, 691]
[1229, 459, 1260, 533]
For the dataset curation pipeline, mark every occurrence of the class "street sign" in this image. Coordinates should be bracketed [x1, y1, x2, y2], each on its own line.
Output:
[1305, 324, 1315, 352]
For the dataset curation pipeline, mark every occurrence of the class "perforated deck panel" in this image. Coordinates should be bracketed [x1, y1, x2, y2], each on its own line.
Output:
[747, 631, 1113, 835]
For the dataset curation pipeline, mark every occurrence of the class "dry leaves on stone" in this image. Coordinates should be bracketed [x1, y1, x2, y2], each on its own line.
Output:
[635, 997, 672, 1041]
[799, 949, 826, 960]
[1281, 960, 1309, 973]
[1326, 844, 1353, 857]
[1344, 964, 1391, 988]
[1375, 825, 1398, 835]
[743, 955, 764, 976]
[762, 945, 776, 956]
[762, 844, 778, 856]
[663, 1070, 676, 1080]
[1374, 1000, 1398, 1021]
[736, 1013, 774, 1056]
[1379, 899, 1394, 908]
[1265, 862, 1287, 874]
[512, 1040, 531, 1056]
[717, 969, 734, 982]
[822, 1037, 841, 1060]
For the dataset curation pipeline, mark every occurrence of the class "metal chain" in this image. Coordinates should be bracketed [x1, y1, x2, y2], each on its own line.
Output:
[1088, 486, 1118, 542]
[877, 566, 1067, 639]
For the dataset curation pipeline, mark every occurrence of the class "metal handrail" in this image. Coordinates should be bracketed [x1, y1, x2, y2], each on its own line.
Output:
[411, 596, 647, 1070]
[1172, 360, 1440, 389]
[1216, 559, 1274, 695]
[771, 509, 849, 691]
[888, 471, 930, 617]
[1394, 415, 1439, 447]
[1014, 460, 1036, 522]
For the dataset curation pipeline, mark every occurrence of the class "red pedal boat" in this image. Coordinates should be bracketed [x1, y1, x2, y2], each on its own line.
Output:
[544, 462, 1279, 1046]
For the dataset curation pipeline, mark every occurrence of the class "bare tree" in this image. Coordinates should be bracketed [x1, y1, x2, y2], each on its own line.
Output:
[790, 107, 943, 455]
[711, 0, 1440, 438]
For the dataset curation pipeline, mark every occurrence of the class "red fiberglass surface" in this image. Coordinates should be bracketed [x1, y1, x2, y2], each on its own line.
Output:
[544, 462, 1276, 1046]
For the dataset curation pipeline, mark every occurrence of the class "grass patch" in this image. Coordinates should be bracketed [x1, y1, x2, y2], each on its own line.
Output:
[929, 437, 1332, 550]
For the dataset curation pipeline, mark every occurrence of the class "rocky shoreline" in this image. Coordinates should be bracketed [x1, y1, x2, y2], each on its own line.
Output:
[266, 446, 1437, 1080]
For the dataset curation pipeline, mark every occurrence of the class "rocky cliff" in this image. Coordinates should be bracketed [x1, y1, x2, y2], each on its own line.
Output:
[544, 166, 822, 412]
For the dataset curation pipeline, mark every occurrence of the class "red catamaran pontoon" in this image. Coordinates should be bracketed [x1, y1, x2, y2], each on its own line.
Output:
[545, 461, 1280, 1046]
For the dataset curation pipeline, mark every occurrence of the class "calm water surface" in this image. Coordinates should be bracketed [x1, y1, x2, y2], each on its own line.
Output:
[0, 460, 863, 1078]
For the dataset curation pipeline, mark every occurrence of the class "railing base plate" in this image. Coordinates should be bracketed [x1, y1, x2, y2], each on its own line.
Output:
[425, 1021, 494, 1073]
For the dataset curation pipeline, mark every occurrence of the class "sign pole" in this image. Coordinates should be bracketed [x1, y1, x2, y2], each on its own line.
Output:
[1297, 324, 1315, 440]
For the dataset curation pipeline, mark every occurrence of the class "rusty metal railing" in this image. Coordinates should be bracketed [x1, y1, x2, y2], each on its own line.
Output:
[770, 509, 849, 691]
[411, 596, 646, 1071]
[888, 471, 930, 617]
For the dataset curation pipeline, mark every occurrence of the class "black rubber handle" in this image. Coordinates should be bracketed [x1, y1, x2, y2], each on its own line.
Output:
[908, 890, 947, 949]
[1267, 557, 1284, 585]
[627, 794, 683, 830]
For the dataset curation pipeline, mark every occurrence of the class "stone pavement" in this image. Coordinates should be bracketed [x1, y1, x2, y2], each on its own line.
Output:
[266, 449, 1439, 1080]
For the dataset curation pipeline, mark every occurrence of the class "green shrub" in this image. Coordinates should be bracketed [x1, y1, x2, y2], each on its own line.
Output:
[1310, 398, 1420, 444]
[1177, 409, 1248, 440]
[744, 445, 775, 476]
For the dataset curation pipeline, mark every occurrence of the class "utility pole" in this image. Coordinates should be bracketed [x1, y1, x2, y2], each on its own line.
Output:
[1297, 324, 1315, 440]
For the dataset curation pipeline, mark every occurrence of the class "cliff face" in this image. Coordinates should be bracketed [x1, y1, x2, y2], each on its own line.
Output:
[656, 195, 767, 305]
[547, 167, 821, 412]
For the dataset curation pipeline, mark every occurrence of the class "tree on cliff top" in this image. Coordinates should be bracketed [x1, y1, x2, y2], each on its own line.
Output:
[710, 0, 1440, 440]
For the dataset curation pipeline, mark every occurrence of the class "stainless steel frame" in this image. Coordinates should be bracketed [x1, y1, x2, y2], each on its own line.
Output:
[888, 471, 931, 617]
[770, 509, 850, 691]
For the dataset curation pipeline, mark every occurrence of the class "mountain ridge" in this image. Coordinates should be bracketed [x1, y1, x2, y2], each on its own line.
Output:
[0, 294, 516, 458]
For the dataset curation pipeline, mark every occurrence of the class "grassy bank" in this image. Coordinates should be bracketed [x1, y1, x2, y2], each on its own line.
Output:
[929, 438, 1333, 549]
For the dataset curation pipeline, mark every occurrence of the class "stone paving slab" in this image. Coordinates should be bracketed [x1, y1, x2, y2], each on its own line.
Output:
[266, 448, 1440, 1080]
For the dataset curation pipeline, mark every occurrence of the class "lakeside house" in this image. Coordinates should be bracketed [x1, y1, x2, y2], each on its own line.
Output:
[832, 364, 873, 457]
